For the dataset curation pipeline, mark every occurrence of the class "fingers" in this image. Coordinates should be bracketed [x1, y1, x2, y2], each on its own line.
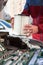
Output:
[23, 25, 33, 37]
[24, 24, 31, 30]
[26, 32, 32, 37]
[23, 29, 33, 37]
[24, 29, 32, 34]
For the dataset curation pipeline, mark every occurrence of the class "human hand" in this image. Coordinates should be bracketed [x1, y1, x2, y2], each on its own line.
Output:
[11, 17, 14, 29]
[23, 24, 38, 37]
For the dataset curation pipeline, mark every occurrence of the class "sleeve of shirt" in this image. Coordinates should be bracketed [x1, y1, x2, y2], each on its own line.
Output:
[32, 33, 43, 42]
[32, 16, 43, 41]
[33, 16, 43, 33]
[38, 16, 43, 33]
[38, 24, 43, 33]
[21, 0, 30, 16]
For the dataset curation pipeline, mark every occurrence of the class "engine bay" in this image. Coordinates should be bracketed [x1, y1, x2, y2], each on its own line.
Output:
[0, 35, 43, 65]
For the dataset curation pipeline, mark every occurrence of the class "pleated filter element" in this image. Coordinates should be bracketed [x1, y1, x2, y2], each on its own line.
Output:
[13, 15, 33, 35]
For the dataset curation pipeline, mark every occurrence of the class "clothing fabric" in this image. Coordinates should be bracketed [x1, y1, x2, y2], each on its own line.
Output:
[22, 0, 43, 41]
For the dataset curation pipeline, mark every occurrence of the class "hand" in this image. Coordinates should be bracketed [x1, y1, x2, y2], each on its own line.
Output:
[11, 17, 14, 29]
[23, 24, 38, 37]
